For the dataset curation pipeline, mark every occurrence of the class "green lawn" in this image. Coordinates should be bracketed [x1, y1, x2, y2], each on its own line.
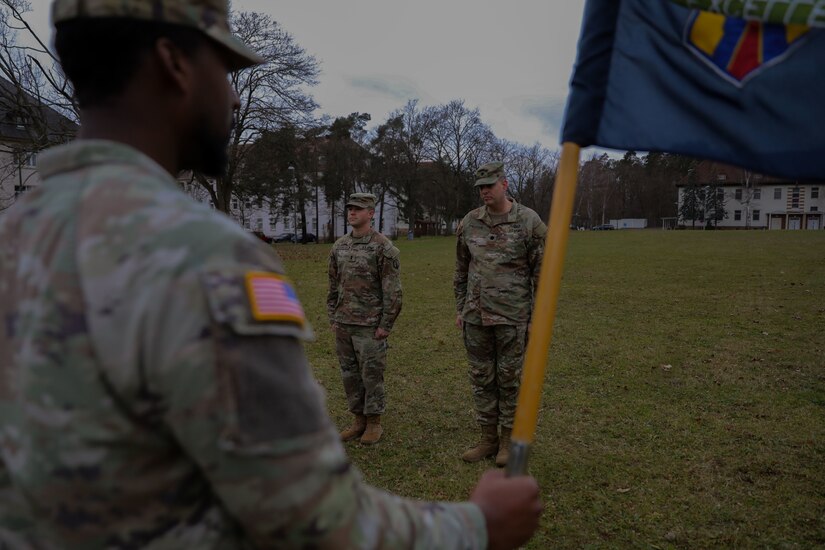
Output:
[275, 230, 825, 549]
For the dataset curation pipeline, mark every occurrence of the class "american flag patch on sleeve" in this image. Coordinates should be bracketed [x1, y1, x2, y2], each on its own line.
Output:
[244, 271, 306, 326]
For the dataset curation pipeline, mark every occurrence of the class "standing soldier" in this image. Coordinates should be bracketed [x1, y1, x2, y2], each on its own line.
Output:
[455, 162, 547, 467]
[0, 2, 544, 547]
[328, 193, 402, 445]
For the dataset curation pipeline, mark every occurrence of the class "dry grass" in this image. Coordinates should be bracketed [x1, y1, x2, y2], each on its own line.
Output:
[276, 230, 825, 548]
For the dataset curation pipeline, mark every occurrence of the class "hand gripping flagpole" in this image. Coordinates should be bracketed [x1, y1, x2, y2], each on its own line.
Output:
[507, 142, 581, 477]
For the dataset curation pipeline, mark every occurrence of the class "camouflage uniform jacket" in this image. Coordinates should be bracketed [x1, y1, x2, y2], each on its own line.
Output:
[0, 140, 485, 549]
[327, 229, 402, 331]
[454, 200, 547, 326]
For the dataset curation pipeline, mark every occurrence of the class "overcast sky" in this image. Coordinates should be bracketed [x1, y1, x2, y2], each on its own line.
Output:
[26, 1, 588, 152]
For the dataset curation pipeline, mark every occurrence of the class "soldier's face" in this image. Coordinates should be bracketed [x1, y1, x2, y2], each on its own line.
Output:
[184, 42, 241, 176]
[479, 178, 508, 206]
[347, 206, 374, 229]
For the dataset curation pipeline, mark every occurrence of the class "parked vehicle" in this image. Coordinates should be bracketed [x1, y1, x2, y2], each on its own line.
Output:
[300, 233, 318, 243]
[592, 224, 615, 231]
[274, 232, 298, 243]
[251, 230, 274, 243]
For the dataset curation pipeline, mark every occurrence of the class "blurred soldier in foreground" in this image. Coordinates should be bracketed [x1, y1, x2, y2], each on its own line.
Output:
[328, 193, 401, 445]
[455, 162, 547, 467]
[0, 1, 542, 548]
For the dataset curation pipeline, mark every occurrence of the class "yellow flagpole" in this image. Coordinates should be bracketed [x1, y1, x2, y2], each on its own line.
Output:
[507, 141, 581, 477]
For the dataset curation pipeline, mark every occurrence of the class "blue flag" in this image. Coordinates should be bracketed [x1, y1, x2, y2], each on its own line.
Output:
[562, 0, 825, 180]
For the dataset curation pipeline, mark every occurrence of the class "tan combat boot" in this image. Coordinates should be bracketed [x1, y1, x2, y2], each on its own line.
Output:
[495, 427, 512, 467]
[360, 415, 383, 445]
[461, 425, 499, 463]
[340, 414, 367, 442]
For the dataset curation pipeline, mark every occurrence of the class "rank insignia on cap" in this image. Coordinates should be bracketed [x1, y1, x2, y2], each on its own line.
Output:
[244, 272, 306, 326]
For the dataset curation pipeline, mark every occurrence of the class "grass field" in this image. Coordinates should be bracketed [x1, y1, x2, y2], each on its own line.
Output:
[275, 230, 825, 549]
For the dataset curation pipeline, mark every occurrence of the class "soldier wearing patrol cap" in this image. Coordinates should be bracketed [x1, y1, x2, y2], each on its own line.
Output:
[455, 161, 547, 467]
[0, 1, 542, 547]
[328, 192, 402, 445]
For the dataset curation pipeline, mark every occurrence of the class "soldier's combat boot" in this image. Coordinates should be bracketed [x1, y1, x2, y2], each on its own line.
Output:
[495, 427, 512, 467]
[461, 424, 499, 463]
[360, 415, 383, 445]
[340, 414, 367, 442]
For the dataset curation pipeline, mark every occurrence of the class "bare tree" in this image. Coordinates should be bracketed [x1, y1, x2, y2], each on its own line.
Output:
[370, 100, 437, 237]
[0, 0, 77, 210]
[196, 10, 320, 213]
[426, 100, 494, 230]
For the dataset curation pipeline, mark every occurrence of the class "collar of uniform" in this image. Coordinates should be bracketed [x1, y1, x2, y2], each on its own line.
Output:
[477, 199, 519, 224]
[38, 139, 179, 189]
[348, 228, 374, 244]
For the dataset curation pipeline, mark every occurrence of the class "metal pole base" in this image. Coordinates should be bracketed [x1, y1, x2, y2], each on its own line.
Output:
[505, 441, 530, 477]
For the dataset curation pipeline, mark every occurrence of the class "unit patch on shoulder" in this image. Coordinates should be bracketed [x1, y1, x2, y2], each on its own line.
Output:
[244, 271, 306, 326]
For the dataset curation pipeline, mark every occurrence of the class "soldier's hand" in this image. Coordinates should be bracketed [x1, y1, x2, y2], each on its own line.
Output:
[374, 327, 390, 340]
[470, 470, 543, 550]
[455, 314, 463, 329]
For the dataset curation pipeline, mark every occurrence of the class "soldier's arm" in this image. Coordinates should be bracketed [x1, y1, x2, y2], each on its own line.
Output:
[151, 267, 487, 549]
[378, 244, 402, 332]
[527, 215, 548, 311]
[326, 247, 339, 324]
[453, 220, 470, 314]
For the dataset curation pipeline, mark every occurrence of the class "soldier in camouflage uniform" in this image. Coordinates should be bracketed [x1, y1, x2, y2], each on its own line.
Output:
[0, 1, 543, 548]
[455, 161, 547, 467]
[328, 193, 402, 445]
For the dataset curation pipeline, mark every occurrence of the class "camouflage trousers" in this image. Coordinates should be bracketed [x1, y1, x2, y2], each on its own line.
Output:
[335, 324, 388, 416]
[462, 322, 527, 429]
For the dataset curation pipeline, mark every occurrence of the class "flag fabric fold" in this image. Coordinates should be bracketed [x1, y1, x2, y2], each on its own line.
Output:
[562, 0, 825, 180]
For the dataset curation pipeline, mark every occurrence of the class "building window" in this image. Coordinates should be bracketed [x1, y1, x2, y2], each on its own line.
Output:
[24, 152, 37, 168]
[257, 198, 263, 209]
[256, 218, 263, 231]
[774, 188, 782, 200]
[752, 210, 760, 221]
[717, 174, 727, 181]
[812, 206, 819, 212]
[753, 188, 761, 200]
[812, 187, 819, 199]
[735, 188, 742, 200]
[734, 210, 741, 221]
[716, 187, 724, 199]
[791, 187, 800, 209]
[231, 199, 239, 210]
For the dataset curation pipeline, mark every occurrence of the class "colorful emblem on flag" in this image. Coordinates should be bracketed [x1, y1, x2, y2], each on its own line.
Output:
[244, 272, 306, 326]
[685, 11, 811, 86]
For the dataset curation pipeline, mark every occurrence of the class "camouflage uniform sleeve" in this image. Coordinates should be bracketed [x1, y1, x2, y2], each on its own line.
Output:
[149, 267, 486, 548]
[378, 244, 402, 332]
[327, 245, 339, 324]
[453, 219, 470, 315]
[527, 214, 548, 312]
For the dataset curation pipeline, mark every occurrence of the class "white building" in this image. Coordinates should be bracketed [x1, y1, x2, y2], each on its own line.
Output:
[0, 79, 77, 211]
[676, 162, 823, 230]
[182, 178, 401, 242]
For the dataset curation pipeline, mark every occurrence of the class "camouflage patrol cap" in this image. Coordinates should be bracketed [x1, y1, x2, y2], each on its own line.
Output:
[50, 0, 264, 70]
[474, 161, 505, 186]
[346, 193, 377, 209]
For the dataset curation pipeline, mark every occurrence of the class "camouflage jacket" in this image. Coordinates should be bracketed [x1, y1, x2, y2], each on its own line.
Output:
[0, 140, 484, 549]
[454, 200, 547, 326]
[327, 230, 402, 331]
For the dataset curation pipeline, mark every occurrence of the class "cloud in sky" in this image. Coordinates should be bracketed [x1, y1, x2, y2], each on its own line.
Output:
[347, 75, 426, 103]
[518, 98, 568, 140]
[25, 0, 589, 150]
